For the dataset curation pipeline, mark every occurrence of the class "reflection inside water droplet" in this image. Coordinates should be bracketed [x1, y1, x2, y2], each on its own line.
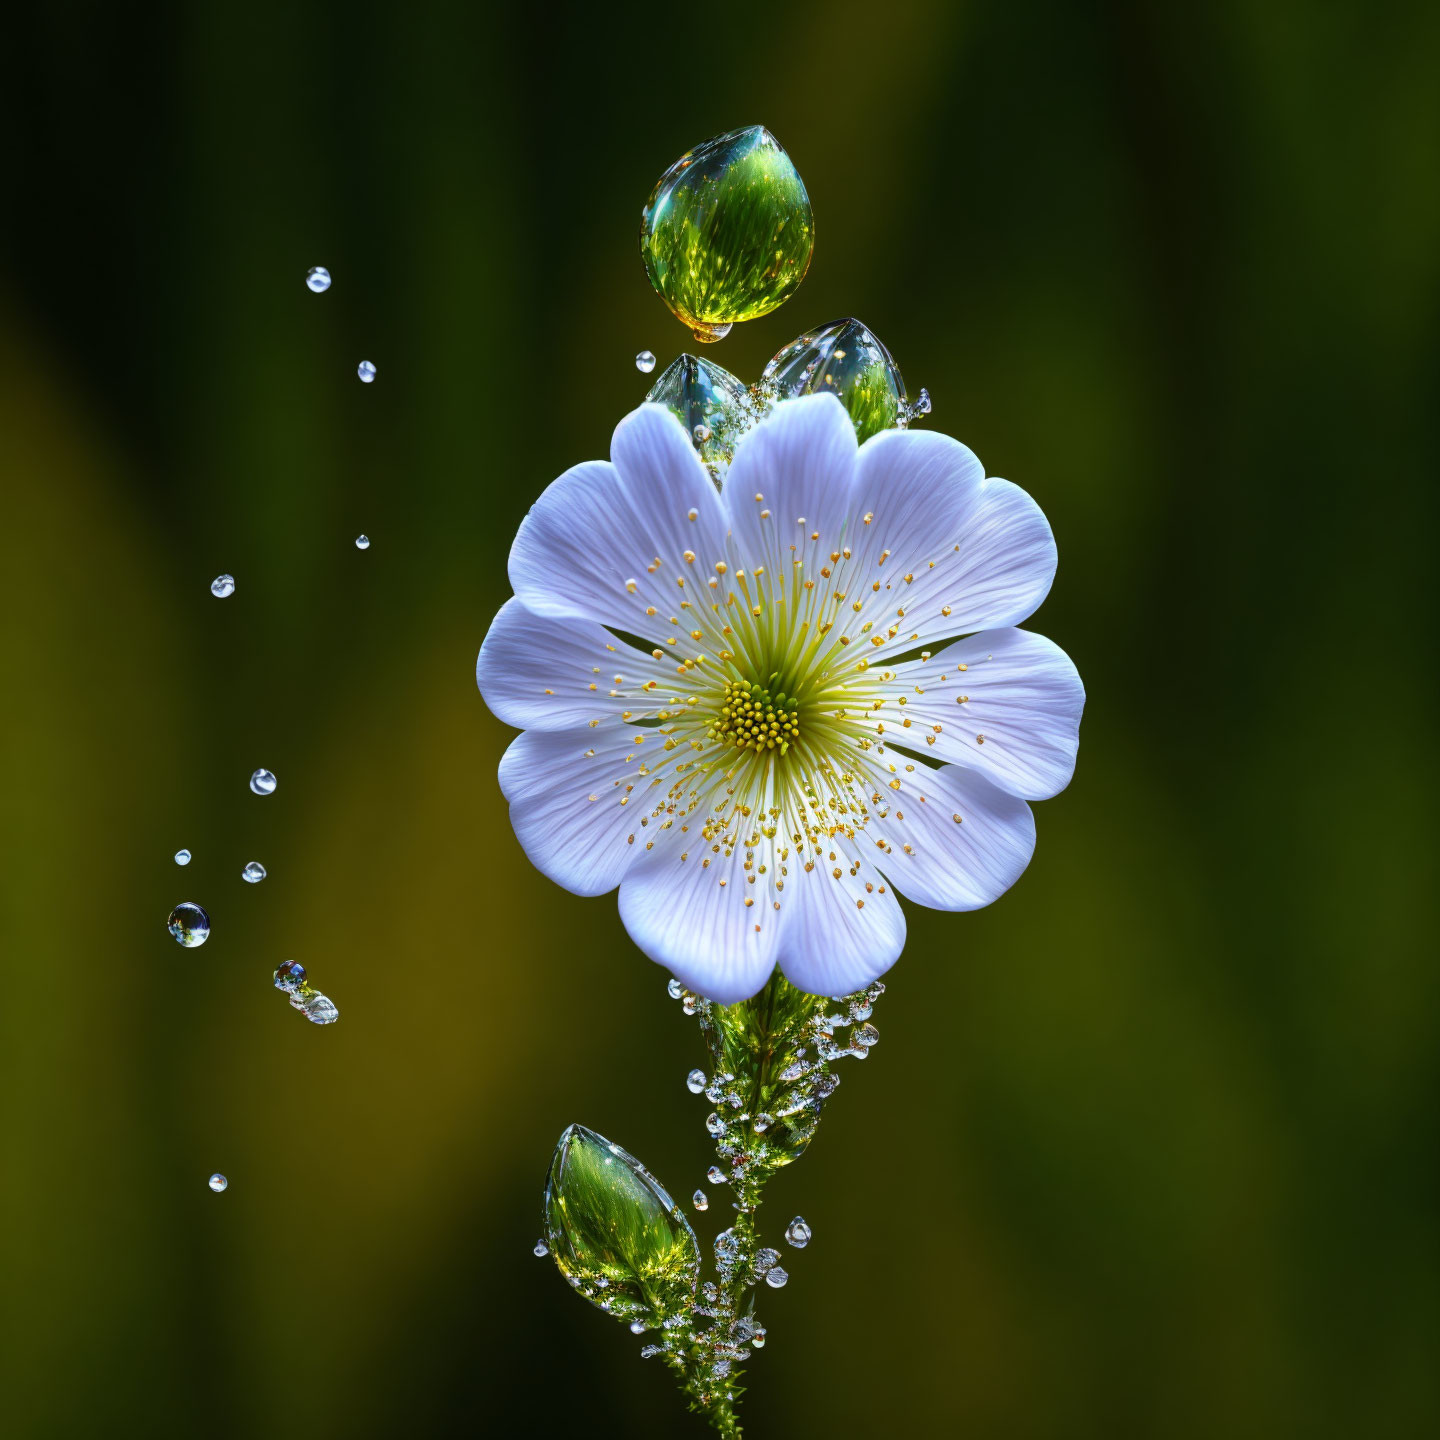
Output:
[241, 861, 266, 883]
[207, 1173, 228, 1192]
[306, 266, 331, 293]
[167, 902, 210, 947]
[210, 574, 235, 598]
[249, 769, 277, 795]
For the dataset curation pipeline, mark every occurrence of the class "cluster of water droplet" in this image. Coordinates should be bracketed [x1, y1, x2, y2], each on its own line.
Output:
[273, 959, 340, 1025]
[642, 975, 887, 1406]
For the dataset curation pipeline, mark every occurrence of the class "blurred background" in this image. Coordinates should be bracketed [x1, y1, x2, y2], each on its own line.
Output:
[2, 2, 1436, 1435]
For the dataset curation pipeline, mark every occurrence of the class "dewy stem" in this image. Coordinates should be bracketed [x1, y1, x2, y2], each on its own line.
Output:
[665, 971, 886, 1435]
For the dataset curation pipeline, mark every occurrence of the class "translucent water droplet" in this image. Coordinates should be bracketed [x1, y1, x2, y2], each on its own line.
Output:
[686, 1068, 707, 1094]
[294, 990, 339, 1025]
[207, 1173, 228, 1192]
[763, 318, 908, 441]
[751, 1328, 766, 1348]
[682, 995, 698, 1016]
[635, 350, 657, 374]
[785, 1216, 812, 1248]
[241, 861, 266, 884]
[764, 1266, 789, 1288]
[174, 849, 192, 866]
[705, 1112, 726, 1137]
[753, 1113, 773, 1133]
[355, 534, 370, 550]
[273, 960, 307, 992]
[640, 126, 813, 342]
[854, 1022, 879, 1047]
[849, 1000, 873, 1022]
[629, 1320, 646, 1334]
[754, 1247, 780, 1274]
[167, 902, 210, 947]
[667, 978, 684, 999]
[693, 1189, 709, 1211]
[306, 266, 331, 293]
[706, 1166, 725, 1185]
[533, 1238, 549, 1257]
[249, 768, 277, 795]
[210, 574, 235, 598]
[913, 387, 932, 416]
[357, 360, 377, 383]
[640, 1344, 664, 1358]
[714, 1229, 740, 1263]
[647, 354, 757, 479]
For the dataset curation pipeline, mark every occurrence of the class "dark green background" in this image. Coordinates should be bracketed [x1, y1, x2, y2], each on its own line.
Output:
[2, 3, 1436, 1436]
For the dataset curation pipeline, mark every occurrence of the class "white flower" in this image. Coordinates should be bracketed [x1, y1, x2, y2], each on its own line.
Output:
[478, 395, 1083, 1003]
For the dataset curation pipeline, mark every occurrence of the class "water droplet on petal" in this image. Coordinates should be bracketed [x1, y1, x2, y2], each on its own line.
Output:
[635, 350, 657, 374]
[693, 1189, 709, 1211]
[249, 768, 277, 796]
[647, 354, 754, 478]
[210, 574, 235, 598]
[174, 848, 192, 866]
[785, 1216, 812, 1248]
[355, 534, 371, 550]
[640, 125, 813, 341]
[764, 1266, 789, 1288]
[686, 1068, 707, 1094]
[167, 902, 210, 947]
[306, 266, 331, 293]
[241, 861, 266, 884]
[207, 1173, 228, 1192]
[357, 360, 377, 383]
[763, 318, 908, 442]
[533, 1238, 549, 1257]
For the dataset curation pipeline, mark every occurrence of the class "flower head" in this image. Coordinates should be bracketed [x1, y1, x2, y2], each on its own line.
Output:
[478, 395, 1083, 1002]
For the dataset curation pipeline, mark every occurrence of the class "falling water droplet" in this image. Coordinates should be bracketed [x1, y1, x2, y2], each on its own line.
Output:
[706, 1166, 725, 1185]
[355, 534, 371, 550]
[764, 1266, 789, 1288]
[210, 574, 235, 598]
[207, 1173, 228, 1192]
[167, 902, 210, 947]
[635, 350, 657, 374]
[295, 991, 339, 1025]
[241, 861, 266, 884]
[686, 1068, 707, 1094]
[174, 849, 192, 866]
[249, 769, 277, 796]
[273, 960, 307, 992]
[357, 360, 377, 383]
[785, 1216, 812, 1248]
[306, 266, 331, 293]
[533, 1238, 549, 1257]
[692, 1189, 709, 1211]
[640, 126, 813, 342]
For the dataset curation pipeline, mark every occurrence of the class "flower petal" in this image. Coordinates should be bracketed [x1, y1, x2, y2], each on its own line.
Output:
[508, 405, 729, 633]
[868, 760, 1036, 911]
[883, 628, 1084, 799]
[477, 597, 676, 732]
[617, 821, 780, 1003]
[497, 724, 667, 896]
[849, 428, 1057, 656]
[775, 842, 905, 998]
[722, 394, 859, 567]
